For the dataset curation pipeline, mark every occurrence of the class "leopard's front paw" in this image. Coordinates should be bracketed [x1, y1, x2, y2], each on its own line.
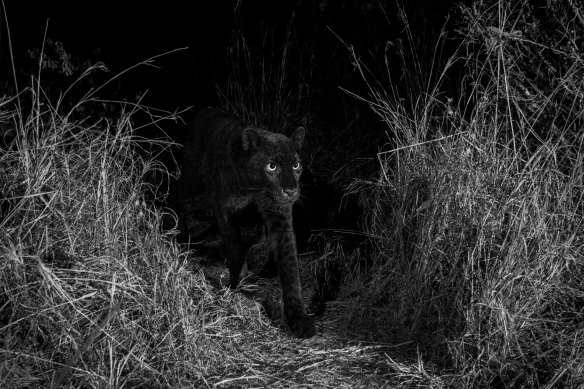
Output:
[287, 314, 316, 338]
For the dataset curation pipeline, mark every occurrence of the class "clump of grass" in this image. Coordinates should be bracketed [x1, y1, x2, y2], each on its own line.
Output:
[0, 49, 272, 387]
[217, 6, 311, 133]
[341, 0, 584, 386]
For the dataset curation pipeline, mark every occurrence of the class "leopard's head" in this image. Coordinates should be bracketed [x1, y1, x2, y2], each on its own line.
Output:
[242, 126, 305, 207]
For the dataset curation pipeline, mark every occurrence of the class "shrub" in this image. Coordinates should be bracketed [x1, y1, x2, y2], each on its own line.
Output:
[343, 0, 584, 386]
[0, 56, 267, 388]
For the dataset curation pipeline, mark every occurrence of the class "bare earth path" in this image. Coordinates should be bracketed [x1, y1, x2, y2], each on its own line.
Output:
[196, 255, 443, 389]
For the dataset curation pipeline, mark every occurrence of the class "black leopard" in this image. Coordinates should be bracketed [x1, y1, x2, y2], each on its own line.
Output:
[177, 108, 316, 338]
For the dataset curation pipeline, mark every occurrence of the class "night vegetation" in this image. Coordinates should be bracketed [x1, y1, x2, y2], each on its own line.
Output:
[1, 0, 583, 387]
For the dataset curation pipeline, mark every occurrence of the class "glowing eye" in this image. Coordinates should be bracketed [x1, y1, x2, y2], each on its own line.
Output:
[292, 161, 301, 170]
[266, 162, 277, 172]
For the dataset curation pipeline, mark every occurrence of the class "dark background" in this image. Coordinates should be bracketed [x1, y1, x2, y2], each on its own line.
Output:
[1, 0, 462, 127]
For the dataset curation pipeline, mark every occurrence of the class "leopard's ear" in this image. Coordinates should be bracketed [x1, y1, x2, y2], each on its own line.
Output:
[242, 127, 261, 150]
[290, 127, 305, 150]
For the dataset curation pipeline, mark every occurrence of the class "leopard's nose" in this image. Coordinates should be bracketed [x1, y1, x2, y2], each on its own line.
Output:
[282, 188, 299, 198]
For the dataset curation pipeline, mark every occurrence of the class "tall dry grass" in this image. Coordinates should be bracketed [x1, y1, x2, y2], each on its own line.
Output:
[0, 52, 271, 387]
[216, 6, 311, 133]
[341, 0, 584, 386]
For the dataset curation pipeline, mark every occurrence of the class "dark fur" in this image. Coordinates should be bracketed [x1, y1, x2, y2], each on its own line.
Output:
[178, 108, 315, 338]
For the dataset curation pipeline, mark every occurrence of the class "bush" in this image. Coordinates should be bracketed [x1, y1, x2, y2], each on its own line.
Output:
[0, 58, 269, 388]
[343, 0, 584, 386]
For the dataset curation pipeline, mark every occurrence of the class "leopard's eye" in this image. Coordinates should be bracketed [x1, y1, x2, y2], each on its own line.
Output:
[266, 162, 278, 172]
[292, 161, 301, 170]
